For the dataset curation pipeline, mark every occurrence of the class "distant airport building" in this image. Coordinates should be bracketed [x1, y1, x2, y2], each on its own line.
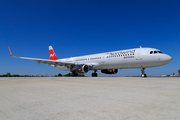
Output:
[178, 70, 180, 76]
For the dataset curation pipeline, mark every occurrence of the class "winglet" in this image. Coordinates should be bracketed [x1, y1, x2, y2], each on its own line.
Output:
[8, 47, 12, 56]
[7, 47, 21, 58]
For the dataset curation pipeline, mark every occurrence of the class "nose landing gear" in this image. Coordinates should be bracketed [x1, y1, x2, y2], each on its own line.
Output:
[141, 68, 147, 77]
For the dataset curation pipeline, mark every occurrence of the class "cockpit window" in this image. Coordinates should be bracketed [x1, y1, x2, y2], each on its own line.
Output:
[158, 51, 163, 53]
[150, 50, 163, 54]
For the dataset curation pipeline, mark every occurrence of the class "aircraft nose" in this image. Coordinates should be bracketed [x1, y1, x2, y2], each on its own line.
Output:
[163, 54, 172, 64]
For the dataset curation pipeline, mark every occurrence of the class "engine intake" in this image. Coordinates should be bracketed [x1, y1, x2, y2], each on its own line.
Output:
[101, 69, 118, 74]
[70, 64, 89, 73]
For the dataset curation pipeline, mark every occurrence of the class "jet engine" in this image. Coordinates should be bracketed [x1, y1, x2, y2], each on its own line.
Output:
[101, 69, 118, 74]
[70, 64, 89, 73]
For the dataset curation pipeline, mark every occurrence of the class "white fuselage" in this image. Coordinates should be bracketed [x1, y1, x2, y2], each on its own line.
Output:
[51, 48, 172, 71]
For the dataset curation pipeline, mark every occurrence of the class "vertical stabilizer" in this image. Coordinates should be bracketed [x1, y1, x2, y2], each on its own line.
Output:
[49, 46, 58, 60]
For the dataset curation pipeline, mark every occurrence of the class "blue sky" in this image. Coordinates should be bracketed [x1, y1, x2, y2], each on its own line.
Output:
[0, 0, 180, 76]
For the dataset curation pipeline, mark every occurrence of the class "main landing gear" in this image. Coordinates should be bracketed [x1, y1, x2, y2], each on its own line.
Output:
[72, 72, 78, 77]
[58, 73, 62, 77]
[141, 68, 147, 77]
[92, 70, 98, 77]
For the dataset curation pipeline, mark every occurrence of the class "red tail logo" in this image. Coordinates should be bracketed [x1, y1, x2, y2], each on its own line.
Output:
[49, 46, 58, 60]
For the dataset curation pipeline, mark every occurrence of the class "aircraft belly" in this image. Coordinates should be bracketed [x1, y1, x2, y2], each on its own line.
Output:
[103, 57, 162, 69]
[102, 58, 137, 69]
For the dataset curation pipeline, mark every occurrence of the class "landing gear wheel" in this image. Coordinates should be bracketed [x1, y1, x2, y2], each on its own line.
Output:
[141, 68, 147, 78]
[144, 74, 147, 77]
[141, 74, 147, 78]
[58, 73, 62, 77]
[72, 73, 78, 77]
[92, 73, 98, 77]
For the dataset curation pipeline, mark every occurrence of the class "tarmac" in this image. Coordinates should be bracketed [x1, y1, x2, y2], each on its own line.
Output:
[0, 77, 180, 120]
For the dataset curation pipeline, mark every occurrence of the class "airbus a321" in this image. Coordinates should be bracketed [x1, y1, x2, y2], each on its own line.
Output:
[8, 46, 172, 77]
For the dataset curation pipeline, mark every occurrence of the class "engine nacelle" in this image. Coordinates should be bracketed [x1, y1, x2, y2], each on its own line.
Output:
[101, 69, 118, 74]
[70, 64, 89, 73]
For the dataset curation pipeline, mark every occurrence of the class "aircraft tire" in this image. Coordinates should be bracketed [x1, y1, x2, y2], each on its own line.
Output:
[144, 74, 147, 77]
[92, 73, 98, 77]
[141, 74, 147, 78]
[75, 73, 78, 77]
[58, 73, 62, 77]
[72, 73, 78, 77]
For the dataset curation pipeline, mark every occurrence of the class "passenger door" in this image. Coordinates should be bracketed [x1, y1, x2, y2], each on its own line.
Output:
[136, 50, 142, 60]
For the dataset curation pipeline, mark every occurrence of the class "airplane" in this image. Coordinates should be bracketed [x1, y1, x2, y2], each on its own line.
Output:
[8, 46, 172, 77]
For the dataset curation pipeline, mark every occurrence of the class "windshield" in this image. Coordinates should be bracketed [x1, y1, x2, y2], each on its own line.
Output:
[157, 51, 163, 53]
[150, 51, 163, 54]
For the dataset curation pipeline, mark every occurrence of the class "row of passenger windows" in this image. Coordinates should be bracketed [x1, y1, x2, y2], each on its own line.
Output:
[107, 54, 134, 58]
[90, 57, 101, 60]
[75, 57, 101, 61]
[75, 54, 135, 61]
[150, 51, 163, 54]
[75, 58, 87, 61]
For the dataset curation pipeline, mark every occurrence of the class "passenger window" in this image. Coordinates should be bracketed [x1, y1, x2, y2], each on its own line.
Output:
[150, 51, 153, 54]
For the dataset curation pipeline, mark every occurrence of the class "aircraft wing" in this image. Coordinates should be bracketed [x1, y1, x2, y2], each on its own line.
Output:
[8, 47, 74, 66]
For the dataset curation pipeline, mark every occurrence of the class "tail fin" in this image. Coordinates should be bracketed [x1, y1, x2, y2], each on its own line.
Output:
[49, 46, 58, 60]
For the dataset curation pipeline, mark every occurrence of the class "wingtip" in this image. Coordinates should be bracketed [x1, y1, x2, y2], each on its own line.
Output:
[8, 47, 12, 56]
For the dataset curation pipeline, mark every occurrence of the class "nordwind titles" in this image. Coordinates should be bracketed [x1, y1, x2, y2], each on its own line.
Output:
[109, 50, 136, 56]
